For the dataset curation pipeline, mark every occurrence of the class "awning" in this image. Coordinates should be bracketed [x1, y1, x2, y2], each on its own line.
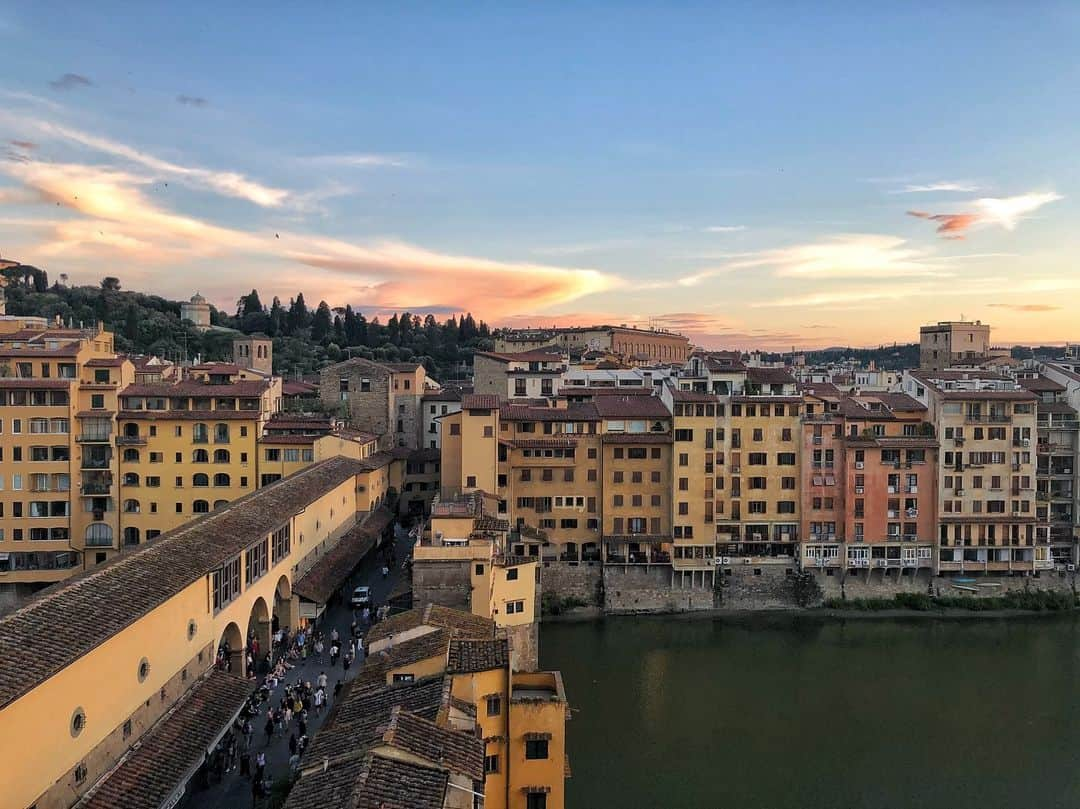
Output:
[77, 670, 251, 809]
[293, 506, 393, 604]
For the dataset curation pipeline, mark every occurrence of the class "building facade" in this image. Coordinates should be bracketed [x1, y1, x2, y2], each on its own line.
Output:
[320, 357, 428, 449]
[919, 320, 992, 371]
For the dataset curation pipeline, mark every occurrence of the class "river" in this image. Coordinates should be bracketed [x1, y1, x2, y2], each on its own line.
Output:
[540, 613, 1080, 809]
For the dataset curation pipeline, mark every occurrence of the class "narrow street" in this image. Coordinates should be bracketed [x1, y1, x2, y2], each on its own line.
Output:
[188, 524, 413, 809]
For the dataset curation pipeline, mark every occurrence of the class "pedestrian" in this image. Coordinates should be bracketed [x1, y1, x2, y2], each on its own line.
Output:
[243, 719, 253, 750]
[289, 733, 298, 756]
[314, 688, 324, 715]
[299, 716, 307, 737]
[343, 652, 352, 673]
[256, 751, 266, 780]
[356, 635, 364, 660]
[331, 627, 339, 644]
[251, 774, 261, 806]
[350, 619, 358, 639]
[334, 679, 344, 698]
[263, 717, 274, 745]
[382, 564, 389, 578]
[362, 606, 370, 624]
[289, 752, 300, 773]
[318, 671, 328, 690]
[315, 639, 324, 664]
[284, 705, 293, 726]
[240, 751, 251, 776]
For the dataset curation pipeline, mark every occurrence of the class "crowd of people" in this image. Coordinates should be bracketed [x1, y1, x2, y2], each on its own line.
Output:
[200, 597, 395, 805]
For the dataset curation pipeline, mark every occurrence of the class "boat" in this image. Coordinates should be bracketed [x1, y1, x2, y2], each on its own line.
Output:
[951, 584, 978, 593]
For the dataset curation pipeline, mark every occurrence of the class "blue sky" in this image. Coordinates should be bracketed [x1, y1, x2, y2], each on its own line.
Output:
[1, 3, 1078, 348]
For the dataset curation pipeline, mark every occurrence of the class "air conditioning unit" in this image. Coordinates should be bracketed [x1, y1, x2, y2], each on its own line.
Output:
[1068, 564, 1076, 572]
[779, 532, 791, 541]
[743, 557, 752, 564]
[854, 486, 864, 494]
[1022, 438, 1030, 447]
[875, 559, 887, 567]
[751, 532, 763, 541]
[855, 461, 865, 470]
[955, 489, 965, 496]
[722, 556, 731, 565]
[887, 486, 897, 493]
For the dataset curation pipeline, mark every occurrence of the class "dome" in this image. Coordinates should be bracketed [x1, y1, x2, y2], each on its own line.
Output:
[189, 292, 207, 304]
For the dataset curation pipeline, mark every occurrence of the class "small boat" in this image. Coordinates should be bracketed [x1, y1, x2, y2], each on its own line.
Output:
[953, 577, 977, 584]
[974, 582, 1002, 589]
[951, 584, 978, 593]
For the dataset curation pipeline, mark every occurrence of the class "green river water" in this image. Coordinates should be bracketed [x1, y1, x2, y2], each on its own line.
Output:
[540, 613, 1080, 809]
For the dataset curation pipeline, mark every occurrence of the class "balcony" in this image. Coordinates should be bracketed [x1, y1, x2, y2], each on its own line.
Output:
[77, 433, 112, 444]
[81, 483, 112, 496]
[80, 458, 111, 470]
[115, 435, 146, 446]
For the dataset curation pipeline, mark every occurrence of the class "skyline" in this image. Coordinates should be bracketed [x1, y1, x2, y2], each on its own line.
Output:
[1, 4, 1079, 349]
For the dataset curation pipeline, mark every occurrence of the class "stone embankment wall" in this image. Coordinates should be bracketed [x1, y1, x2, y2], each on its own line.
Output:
[812, 568, 1077, 603]
[541, 561, 603, 605]
[716, 565, 801, 610]
[604, 566, 714, 613]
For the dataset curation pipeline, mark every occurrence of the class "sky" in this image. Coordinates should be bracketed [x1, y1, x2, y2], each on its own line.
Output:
[0, 3, 1078, 350]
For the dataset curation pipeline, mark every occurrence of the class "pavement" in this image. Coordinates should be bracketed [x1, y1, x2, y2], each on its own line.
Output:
[189, 523, 413, 809]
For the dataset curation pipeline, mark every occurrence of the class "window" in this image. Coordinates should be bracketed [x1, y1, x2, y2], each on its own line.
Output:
[506, 600, 525, 614]
[193, 499, 210, 513]
[449, 422, 461, 436]
[506, 568, 519, 581]
[392, 673, 415, 683]
[484, 754, 500, 774]
[212, 555, 241, 612]
[271, 525, 291, 563]
[527, 795, 547, 809]
[486, 695, 501, 716]
[245, 539, 269, 584]
[265, 448, 281, 462]
[214, 473, 231, 487]
[193, 473, 209, 487]
[525, 739, 549, 759]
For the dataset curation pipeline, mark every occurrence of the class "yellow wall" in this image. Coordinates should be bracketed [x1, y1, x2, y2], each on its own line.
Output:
[2, 471, 361, 809]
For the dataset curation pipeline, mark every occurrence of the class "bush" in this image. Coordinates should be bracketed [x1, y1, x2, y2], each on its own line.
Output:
[822, 589, 1076, 613]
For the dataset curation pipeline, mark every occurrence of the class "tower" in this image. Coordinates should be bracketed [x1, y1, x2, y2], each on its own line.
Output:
[233, 333, 273, 375]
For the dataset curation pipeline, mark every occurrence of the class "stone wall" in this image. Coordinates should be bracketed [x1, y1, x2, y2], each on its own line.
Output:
[604, 565, 713, 613]
[717, 565, 801, 610]
[812, 567, 1078, 602]
[502, 622, 539, 672]
[320, 359, 392, 445]
[411, 559, 471, 611]
[541, 561, 603, 606]
[471, 354, 507, 399]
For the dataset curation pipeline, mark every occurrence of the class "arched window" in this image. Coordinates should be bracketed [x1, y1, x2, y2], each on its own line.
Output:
[123, 448, 140, 463]
[123, 499, 140, 513]
[123, 527, 140, 546]
[214, 424, 229, 443]
[85, 524, 113, 546]
[213, 449, 230, 464]
[193, 500, 210, 513]
[122, 472, 139, 486]
[193, 423, 208, 443]
[193, 473, 209, 487]
[213, 473, 231, 487]
[192, 449, 209, 463]
[213, 499, 229, 509]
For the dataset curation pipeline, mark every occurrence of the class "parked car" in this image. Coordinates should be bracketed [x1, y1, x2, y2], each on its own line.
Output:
[350, 585, 372, 609]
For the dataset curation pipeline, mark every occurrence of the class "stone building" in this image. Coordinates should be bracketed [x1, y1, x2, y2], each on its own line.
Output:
[180, 292, 212, 331]
[232, 333, 272, 375]
[320, 357, 428, 449]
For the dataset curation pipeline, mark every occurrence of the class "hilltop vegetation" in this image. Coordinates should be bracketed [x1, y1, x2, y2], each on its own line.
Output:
[0, 266, 492, 381]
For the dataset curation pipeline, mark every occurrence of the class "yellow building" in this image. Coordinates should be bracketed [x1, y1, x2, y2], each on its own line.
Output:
[115, 374, 282, 541]
[330, 603, 569, 809]
[0, 323, 136, 604]
[0, 456, 399, 809]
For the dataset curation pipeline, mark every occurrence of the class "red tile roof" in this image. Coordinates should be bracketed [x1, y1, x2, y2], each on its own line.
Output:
[592, 395, 671, 419]
[500, 403, 601, 422]
[461, 393, 500, 410]
[475, 350, 566, 363]
[292, 507, 393, 604]
[121, 380, 271, 397]
[746, 366, 796, 385]
[80, 671, 251, 809]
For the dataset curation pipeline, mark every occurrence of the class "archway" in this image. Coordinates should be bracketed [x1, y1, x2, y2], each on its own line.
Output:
[246, 597, 271, 677]
[272, 575, 293, 642]
[217, 621, 243, 675]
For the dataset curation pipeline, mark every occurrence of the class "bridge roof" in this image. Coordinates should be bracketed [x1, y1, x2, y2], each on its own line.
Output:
[0, 456, 368, 711]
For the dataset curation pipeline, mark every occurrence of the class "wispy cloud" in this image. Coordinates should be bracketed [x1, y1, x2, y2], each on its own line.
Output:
[176, 95, 208, 108]
[890, 181, 980, 194]
[0, 153, 617, 317]
[299, 153, 409, 169]
[531, 239, 638, 257]
[907, 191, 1062, 239]
[48, 73, 93, 92]
[2, 114, 290, 207]
[703, 225, 746, 233]
[8, 139, 36, 150]
[987, 303, 1062, 312]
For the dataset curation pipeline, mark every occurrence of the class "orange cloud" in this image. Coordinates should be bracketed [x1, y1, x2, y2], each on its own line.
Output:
[987, 303, 1062, 312]
[907, 210, 979, 238]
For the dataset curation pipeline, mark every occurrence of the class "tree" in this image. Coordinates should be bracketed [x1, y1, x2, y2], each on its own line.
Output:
[312, 301, 333, 343]
[237, 289, 264, 318]
[267, 296, 285, 337]
[287, 293, 310, 332]
[100, 277, 121, 292]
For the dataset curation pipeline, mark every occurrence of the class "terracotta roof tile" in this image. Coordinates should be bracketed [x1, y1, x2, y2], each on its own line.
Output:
[382, 706, 485, 781]
[461, 393, 500, 410]
[592, 395, 671, 419]
[80, 671, 251, 809]
[121, 380, 271, 397]
[365, 604, 495, 646]
[447, 638, 510, 674]
[292, 507, 394, 604]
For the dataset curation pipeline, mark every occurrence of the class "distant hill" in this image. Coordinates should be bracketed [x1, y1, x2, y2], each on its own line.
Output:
[0, 265, 492, 381]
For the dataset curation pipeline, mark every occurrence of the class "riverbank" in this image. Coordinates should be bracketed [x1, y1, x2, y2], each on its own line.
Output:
[542, 593, 1079, 623]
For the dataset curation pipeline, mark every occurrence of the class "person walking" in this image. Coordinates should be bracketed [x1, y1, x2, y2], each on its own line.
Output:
[318, 671, 328, 691]
[314, 687, 324, 716]
[382, 564, 389, 579]
[289, 733, 298, 756]
[263, 716, 274, 745]
[315, 638, 324, 664]
[255, 751, 266, 781]
[334, 679, 344, 699]
[331, 627, 339, 645]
